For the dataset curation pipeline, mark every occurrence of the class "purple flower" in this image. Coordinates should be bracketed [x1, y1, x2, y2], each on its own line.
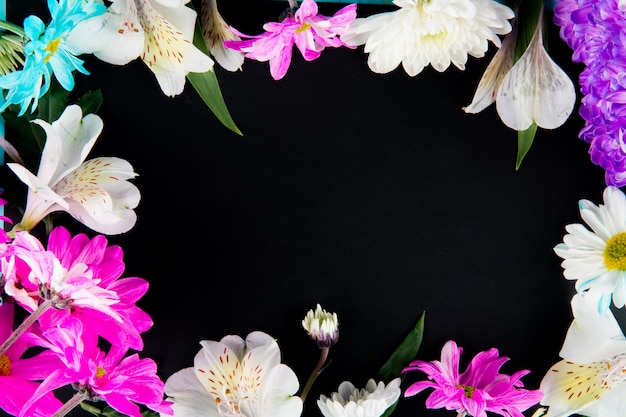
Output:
[553, 0, 626, 186]
[402, 340, 543, 417]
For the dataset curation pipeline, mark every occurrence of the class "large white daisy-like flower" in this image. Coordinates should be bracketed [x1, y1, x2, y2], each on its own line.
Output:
[554, 186, 626, 313]
[6, 105, 140, 235]
[340, 0, 514, 76]
[162, 331, 303, 417]
[317, 378, 401, 417]
[539, 293, 626, 417]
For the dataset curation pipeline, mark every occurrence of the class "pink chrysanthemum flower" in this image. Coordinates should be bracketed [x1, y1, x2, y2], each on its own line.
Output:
[224, 0, 357, 80]
[0, 303, 64, 417]
[21, 317, 172, 417]
[402, 340, 543, 417]
[1, 225, 152, 351]
[553, 0, 626, 186]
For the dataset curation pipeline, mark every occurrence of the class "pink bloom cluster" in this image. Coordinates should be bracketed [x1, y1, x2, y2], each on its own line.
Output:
[224, 0, 357, 80]
[553, 0, 626, 186]
[0, 225, 172, 417]
[402, 340, 543, 417]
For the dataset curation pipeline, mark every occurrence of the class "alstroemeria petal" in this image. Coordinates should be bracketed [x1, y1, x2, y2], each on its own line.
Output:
[495, 13, 576, 130]
[200, 0, 244, 72]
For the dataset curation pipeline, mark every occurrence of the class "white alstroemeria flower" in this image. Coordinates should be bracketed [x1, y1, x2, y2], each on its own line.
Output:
[67, 0, 214, 96]
[200, 0, 244, 72]
[317, 378, 401, 417]
[340, 0, 514, 76]
[495, 7, 576, 130]
[7, 105, 140, 235]
[162, 331, 303, 417]
[539, 293, 626, 417]
[463, 20, 516, 114]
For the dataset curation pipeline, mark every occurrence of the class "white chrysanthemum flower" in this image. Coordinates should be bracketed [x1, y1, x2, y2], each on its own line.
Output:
[554, 186, 626, 313]
[341, 0, 514, 76]
[317, 378, 401, 417]
[302, 303, 339, 348]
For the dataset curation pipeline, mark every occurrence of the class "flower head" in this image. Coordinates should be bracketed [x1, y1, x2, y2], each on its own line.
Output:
[7, 104, 140, 235]
[553, 0, 626, 186]
[0, 0, 105, 115]
[224, 0, 357, 80]
[494, 6, 576, 131]
[402, 340, 543, 417]
[67, 0, 214, 96]
[539, 293, 626, 417]
[200, 0, 244, 72]
[163, 330, 303, 417]
[554, 186, 626, 313]
[340, 0, 514, 76]
[302, 303, 339, 348]
[317, 378, 401, 417]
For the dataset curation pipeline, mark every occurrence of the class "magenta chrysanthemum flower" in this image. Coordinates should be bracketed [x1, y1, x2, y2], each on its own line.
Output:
[402, 340, 543, 417]
[553, 0, 626, 186]
[224, 0, 357, 80]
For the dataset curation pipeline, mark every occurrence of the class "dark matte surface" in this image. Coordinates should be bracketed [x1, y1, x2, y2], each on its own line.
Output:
[4, 1, 615, 417]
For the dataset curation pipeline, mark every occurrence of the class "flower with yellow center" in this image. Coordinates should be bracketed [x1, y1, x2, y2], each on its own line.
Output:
[163, 331, 303, 417]
[67, 0, 214, 96]
[554, 186, 626, 313]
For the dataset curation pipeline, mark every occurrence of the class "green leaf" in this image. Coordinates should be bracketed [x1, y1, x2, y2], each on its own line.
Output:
[513, 0, 545, 62]
[377, 312, 425, 417]
[76, 89, 104, 116]
[80, 403, 160, 417]
[377, 312, 425, 382]
[516, 123, 537, 170]
[187, 21, 242, 136]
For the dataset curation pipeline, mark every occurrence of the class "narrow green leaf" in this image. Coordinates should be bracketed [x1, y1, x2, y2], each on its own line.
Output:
[377, 312, 425, 417]
[187, 21, 242, 136]
[76, 89, 103, 116]
[516, 123, 537, 170]
[513, 0, 545, 62]
[378, 312, 425, 382]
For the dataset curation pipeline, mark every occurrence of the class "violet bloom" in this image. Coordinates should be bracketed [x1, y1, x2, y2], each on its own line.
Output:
[224, 0, 357, 80]
[21, 317, 172, 417]
[0, 303, 64, 417]
[553, 0, 626, 186]
[402, 340, 543, 417]
[1, 225, 152, 351]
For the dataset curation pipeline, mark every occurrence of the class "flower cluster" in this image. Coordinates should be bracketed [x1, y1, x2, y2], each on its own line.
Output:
[0, 0, 623, 417]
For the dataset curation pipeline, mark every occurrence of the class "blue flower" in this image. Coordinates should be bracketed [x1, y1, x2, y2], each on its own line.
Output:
[0, 0, 105, 116]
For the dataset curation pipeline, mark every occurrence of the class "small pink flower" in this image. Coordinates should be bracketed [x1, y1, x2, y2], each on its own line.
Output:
[0, 303, 64, 417]
[224, 0, 357, 80]
[0, 191, 13, 244]
[402, 340, 543, 417]
[22, 318, 172, 417]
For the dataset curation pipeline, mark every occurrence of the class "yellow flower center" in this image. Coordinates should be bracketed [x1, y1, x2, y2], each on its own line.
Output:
[604, 232, 626, 270]
[44, 38, 61, 63]
[458, 384, 475, 398]
[0, 354, 10, 376]
[296, 22, 311, 34]
[96, 367, 107, 379]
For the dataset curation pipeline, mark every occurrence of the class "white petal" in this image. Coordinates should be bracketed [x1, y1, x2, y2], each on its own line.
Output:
[257, 364, 303, 417]
[163, 367, 219, 417]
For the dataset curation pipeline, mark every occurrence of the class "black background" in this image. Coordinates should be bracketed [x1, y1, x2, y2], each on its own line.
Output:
[4, 1, 617, 417]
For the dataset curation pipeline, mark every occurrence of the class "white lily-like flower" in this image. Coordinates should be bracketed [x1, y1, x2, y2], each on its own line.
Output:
[7, 104, 140, 235]
[539, 293, 626, 417]
[67, 0, 214, 96]
[200, 0, 244, 72]
[317, 378, 401, 417]
[463, 20, 516, 114]
[162, 331, 303, 417]
[494, 6, 576, 130]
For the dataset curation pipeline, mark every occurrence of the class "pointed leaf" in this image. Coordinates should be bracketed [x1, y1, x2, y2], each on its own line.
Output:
[378, 312, 425, 382]
[76, 89, 103, 116]
[188, 21, 242, 136]
[516, 123, 537, 170]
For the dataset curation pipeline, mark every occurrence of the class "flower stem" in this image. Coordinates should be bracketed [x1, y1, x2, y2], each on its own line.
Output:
[300, 347, 329, 403]
[52, 391, 87, 417]
[0, 299, 53, 355]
